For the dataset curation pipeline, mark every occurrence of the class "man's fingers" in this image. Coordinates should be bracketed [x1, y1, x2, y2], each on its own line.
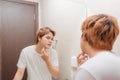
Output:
[77, 52, 88, 66]
[77, 54, 82, 60]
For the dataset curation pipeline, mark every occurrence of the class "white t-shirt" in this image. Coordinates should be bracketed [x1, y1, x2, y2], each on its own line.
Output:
[75, 51, 120, 80]
[17, 45, 59, 80]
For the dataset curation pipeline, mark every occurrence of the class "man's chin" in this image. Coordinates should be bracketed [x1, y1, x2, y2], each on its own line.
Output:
[45, 46, 50, 49]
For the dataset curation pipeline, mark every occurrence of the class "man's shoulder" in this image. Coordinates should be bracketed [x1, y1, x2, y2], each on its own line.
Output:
[22, 45, 35, 52]
[23, 45, 34, 50]
[80, 52, 120, 72]
[20, 45, 35, 56]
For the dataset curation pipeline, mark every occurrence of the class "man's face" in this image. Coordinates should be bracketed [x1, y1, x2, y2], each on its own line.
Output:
[40, 32, 54, 49]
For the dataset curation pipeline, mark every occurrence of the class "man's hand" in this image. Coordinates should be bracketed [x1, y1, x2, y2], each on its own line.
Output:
[77, 52, 88, 66]
[41, 48, 50, 63]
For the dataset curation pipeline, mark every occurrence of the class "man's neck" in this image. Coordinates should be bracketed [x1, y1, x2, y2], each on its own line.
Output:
[35, 43, 43, 54]
[86, 47, 108, 58]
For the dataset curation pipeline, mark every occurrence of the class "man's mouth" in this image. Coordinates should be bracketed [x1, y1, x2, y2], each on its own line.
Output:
[48, 44, 51, 46]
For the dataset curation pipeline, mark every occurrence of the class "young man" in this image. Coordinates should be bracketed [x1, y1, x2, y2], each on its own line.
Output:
[75, 14, 120, 80]
[13, 27, 59, 80]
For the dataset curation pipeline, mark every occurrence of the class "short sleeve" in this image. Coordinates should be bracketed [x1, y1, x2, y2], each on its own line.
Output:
[75, 68, 95, 80]
[17, 50, 26, 68]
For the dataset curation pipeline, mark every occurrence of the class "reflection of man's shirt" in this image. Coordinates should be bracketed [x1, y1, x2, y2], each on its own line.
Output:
[17, 45, 59, 80]
[75, 51, 120, 80]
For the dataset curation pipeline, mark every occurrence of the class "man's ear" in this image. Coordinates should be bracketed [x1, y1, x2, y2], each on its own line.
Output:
[82, 33, 87, 41]
[38, 37, 41, 42]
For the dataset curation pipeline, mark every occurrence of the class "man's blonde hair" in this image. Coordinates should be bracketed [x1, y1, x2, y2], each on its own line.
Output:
[36, 27, 55, 43]
[81, 14, 119, 50]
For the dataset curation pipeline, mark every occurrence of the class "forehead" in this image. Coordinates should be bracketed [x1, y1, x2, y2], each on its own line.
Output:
[44, 32, 54, 37]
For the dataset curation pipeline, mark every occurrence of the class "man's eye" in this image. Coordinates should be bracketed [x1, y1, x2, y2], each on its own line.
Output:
[46, 37, 50, 39]
[46, 36, 54, 41]
[51, 38, 54, 41]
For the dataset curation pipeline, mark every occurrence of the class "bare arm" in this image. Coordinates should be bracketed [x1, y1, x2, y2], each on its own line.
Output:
[13, 68, 25, 80]
[45, 60, 59, 79]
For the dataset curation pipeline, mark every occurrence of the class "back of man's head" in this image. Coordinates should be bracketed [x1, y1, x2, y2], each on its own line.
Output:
[81, 14, 119, 50]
